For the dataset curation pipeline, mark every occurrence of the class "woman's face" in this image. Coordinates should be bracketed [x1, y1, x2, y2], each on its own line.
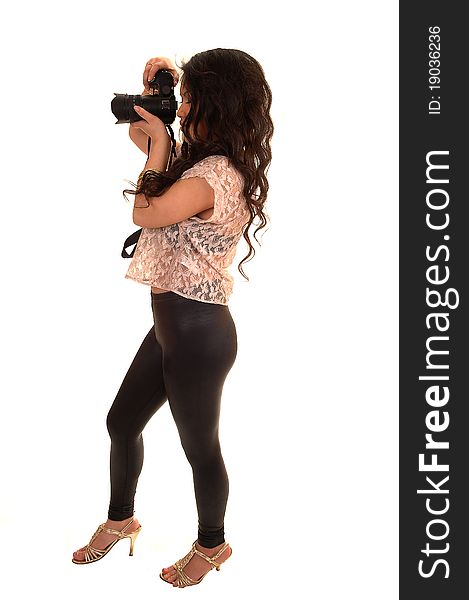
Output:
[177, 81, 208, 140]
[176, 82, 191, 128]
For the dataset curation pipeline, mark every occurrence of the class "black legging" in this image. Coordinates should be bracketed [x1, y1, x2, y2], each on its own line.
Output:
[105, 290, 237, 548]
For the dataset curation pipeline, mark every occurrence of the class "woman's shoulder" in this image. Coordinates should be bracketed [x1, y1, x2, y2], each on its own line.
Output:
[181, 154, 232, 176]
[197, 154, 232, 171]
[180, 155, 244, 201]
[187, 155, 243, 184]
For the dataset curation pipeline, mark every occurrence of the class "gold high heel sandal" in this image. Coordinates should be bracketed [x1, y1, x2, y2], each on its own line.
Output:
[159, 540, 232, 587]
[72, 516, 141, 565]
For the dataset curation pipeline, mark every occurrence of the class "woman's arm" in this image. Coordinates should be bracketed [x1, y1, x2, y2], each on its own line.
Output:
[133, 140, 211, 227]
[133, 136, 172, 213]
[133, 177, 214, 228]
[129, 125, 150, 155]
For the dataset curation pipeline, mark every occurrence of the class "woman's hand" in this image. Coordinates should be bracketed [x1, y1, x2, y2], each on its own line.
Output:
[130, 105, 170, 144]
[143, 56, 180, 92]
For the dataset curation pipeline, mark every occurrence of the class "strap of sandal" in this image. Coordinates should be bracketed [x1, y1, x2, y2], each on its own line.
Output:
[100, 516, 135, 537]
[192, 541, 230, 569]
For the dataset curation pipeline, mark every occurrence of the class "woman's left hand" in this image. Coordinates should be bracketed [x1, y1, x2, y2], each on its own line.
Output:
[130, 105, 170, 143]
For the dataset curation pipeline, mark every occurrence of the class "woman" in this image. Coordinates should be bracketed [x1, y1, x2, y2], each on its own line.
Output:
[72, 49, 273, 588]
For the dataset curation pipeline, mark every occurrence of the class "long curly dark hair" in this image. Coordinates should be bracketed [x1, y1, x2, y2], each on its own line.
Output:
[123, 48, 274, 280]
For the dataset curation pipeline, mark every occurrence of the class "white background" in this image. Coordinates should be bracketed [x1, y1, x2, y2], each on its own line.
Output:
[0, 1, 398, 598]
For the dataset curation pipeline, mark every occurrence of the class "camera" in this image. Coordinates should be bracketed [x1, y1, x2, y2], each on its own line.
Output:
[111, 69, 178, 124]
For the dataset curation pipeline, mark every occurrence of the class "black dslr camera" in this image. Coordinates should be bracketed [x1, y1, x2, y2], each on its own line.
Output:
[111, 69, 178, 124]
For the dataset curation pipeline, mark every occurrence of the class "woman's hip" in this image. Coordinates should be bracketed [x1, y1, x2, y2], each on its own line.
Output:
[150, 290, 237, 363]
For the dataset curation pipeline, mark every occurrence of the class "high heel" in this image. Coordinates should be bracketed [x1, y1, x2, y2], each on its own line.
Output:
[128, 528, 140, 556]
[72, 516, 142, 565]
[159, 540, 232, 587]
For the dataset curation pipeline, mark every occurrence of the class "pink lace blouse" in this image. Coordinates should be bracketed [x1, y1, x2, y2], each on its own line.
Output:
[125, 154, 251, 305]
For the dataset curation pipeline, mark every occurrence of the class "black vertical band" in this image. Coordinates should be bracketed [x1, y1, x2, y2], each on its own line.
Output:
[400, 3, 467, 597]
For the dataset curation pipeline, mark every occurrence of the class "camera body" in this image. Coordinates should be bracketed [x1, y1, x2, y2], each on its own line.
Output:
[111, 69, 178, 124]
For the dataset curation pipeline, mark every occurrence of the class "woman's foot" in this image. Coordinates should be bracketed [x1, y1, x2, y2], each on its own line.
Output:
[161, 541, 232, 587]
[72, 516, 141, 562]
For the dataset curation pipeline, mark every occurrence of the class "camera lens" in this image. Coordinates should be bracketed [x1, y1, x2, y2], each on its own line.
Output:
[111, 93, 137, 124]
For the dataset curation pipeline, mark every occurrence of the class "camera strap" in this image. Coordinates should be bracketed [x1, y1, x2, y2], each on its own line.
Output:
[121, 126, 177, 258]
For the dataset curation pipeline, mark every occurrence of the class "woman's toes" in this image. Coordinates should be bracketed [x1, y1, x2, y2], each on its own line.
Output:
[162, 567, 177, 582]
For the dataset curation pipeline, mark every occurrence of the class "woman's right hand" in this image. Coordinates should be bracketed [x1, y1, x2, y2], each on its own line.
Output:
[143, 57, 180, 92]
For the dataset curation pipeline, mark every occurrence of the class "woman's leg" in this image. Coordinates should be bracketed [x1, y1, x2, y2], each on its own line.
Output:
[151, 293, 238, 549]
[73, 319, 168, 561]
[106, 324, 168, 520]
